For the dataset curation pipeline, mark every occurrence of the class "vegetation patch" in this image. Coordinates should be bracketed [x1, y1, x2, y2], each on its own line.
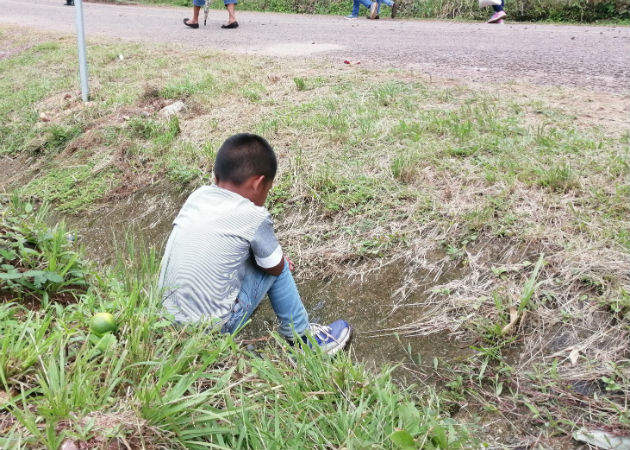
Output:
[132, 0, 630, 22]
[0, 199, 88, 306]
[1, 27, 628, 448]
[0, 199, 472, 449]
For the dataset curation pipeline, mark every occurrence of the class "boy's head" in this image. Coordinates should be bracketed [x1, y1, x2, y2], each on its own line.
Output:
[214, 134, 277, 206]
[214, 133, 277, 186]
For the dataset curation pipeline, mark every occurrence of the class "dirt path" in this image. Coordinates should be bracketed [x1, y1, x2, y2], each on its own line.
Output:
[1, 0, 629, 92]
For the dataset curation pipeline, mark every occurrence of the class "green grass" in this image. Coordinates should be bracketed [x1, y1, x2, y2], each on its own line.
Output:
[134, 0, 630, 22]
[0, 202, 473, 449]
[1, 27, 628, 448]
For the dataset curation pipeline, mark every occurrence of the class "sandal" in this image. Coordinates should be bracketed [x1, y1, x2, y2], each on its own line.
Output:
[221, 21, 239, 29]
[183, 18, 199, 29]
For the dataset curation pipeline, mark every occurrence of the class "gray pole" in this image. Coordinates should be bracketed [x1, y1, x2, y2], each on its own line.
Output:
[74, 0, 89, 102]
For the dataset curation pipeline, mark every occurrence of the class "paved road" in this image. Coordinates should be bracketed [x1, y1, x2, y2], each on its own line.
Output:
[1, 0, 629, 91]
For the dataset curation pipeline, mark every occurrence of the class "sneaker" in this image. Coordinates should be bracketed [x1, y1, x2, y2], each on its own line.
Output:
[306, 321, 352, 355]
[369, 2, 379, 19]
[487, 10, 506, 23]
[345, 14, 358, 19]
[391, 2, 397, 18]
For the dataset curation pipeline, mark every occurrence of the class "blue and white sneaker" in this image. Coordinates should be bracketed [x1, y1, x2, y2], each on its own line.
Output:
[307, 320, 352, 355]
[344, 14, 359, 20]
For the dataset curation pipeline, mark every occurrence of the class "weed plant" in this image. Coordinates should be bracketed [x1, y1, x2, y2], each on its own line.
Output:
[0, 198, 87, 304]
[134, 0, 630, 22]
[1, 28, 628, 447]
[0, 202, 473, 449]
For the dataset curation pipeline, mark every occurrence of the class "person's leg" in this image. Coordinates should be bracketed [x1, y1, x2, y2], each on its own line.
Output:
[377, 0, 393, 13]
[348, 0, 372, 16]
[184, 1, 202, 27]
[223, 0, 238, 26]
[349, 0, 361, 17]
[488, 0, 506, 22]
[222, 260, 309, 338]
[266, 261, 309, 338]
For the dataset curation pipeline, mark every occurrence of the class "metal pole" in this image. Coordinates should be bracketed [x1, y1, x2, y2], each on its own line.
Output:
[74, 0, 89, 102]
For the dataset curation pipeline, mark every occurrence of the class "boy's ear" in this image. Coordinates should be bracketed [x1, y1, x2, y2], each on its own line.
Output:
[251, 174, 267, 191]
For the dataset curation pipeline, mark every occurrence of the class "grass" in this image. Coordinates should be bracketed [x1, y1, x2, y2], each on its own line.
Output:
[1, 25, 628, 448]
[0, 201, 472, 449]
[133, 0, 630, 22]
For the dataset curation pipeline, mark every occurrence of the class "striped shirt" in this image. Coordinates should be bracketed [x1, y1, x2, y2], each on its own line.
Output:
[158, 185, 282, 323]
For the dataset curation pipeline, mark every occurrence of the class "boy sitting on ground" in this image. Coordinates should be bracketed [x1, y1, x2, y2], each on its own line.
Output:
[158, 133, 352, 355]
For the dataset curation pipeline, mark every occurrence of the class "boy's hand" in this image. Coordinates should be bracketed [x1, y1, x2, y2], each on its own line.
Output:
[285, 256, 294, 272]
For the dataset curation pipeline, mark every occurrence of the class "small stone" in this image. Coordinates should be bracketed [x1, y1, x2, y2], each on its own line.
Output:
[118, 54, 124, 60]
[63, 93, 72, 100]
[39, 112, 50, 122]
[159, 100, 186, 118]
[0, 390, 11, 407]
[59, 439, 79, 450]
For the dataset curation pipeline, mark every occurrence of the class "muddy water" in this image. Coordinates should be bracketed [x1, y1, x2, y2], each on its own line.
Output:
[63, 182, 470, 371]
[59, 182, 188, 266]
[242, 267, 472, 372]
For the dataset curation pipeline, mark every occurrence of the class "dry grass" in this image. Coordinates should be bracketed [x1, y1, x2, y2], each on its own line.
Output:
[1, 26, 628, 447]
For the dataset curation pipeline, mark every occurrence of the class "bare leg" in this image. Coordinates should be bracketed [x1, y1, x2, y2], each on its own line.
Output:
[191, 5, 201, 24]
[226, 4, 236, 24]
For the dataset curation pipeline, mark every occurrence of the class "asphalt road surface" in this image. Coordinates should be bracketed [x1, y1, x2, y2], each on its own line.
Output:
[1, 0, 629, 92]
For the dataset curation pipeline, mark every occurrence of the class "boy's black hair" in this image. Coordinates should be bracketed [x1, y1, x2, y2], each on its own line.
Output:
[214, 133, 277, 185]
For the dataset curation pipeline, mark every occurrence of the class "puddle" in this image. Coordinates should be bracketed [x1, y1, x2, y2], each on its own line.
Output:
[240, 265, 473, 372]
[56, 181, 187, 266]
[56, 183, 471, 371]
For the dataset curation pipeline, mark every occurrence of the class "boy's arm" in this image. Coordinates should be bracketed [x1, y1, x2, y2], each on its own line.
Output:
[259, 255, 293, 277]
[251, 215, 291, 277]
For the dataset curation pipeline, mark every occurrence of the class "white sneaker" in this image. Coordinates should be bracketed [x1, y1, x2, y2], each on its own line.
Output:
[306, 321, 352, 355]
[369, 2, 379, 19]
[487, 10, 506, 23]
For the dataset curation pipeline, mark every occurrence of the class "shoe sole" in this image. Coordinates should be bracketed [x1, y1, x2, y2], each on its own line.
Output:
[487, 11, 506, 23]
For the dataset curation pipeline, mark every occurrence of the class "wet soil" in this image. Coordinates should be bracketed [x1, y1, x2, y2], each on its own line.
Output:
[47, 181, 471, 368]
[241, 265, 474, 370]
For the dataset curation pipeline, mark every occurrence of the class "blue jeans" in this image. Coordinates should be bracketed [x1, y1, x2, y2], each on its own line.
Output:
[221, 260, 309, 338]
[350, 0, 373, 17]
[492, 0, 504, 12]
[377, 0, 393, 13]
[193, 0, 237, 6]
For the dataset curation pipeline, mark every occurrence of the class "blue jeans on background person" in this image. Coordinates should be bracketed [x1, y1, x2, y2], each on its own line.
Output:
[193, 0, 238, 5]
[222, 260, 309, 339]
[377, 0, 393, 13]
[350, 0, 373, 17]
[492, 0, 504, 12]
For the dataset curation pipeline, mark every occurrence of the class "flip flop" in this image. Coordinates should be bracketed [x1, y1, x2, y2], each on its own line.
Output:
[183, 18, 199, 29]
[221, 21, 239, 29]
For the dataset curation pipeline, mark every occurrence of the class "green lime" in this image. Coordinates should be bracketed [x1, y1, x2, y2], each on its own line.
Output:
[90, 312, 117, 335]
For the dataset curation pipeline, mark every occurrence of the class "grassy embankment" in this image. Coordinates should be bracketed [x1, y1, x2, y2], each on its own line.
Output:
[133, 0, 630, 22]
[1, 26, 629, 448]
